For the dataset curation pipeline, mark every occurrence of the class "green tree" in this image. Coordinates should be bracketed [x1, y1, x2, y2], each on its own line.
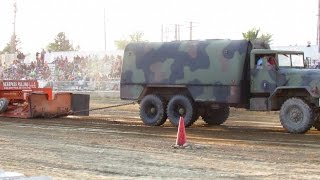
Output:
[242, 28, 260, 41]
[114, 39, 129, 50]
[1, 43, 11, 54]
[47, 32, 77, 52]
[259, 33, 273, 44]
[129, 31, 144, 42]
[242, 28, 272, 45]
[1, 34, 20, 54]
[115, 31, 145, 50]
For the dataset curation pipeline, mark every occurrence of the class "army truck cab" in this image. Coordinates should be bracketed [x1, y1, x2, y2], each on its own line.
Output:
[121, 39, 320, 134]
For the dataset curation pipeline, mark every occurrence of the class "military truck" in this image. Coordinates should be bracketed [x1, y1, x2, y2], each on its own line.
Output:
[120, 39, 320, 134]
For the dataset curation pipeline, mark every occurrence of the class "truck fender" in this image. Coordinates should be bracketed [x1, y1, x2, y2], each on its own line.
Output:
[268, 86, 315, 110]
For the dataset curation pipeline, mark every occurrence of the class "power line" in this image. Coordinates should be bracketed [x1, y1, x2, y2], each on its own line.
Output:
[161, 24, 181, 41]
[186, 21, 197, 40]
[161, 22, 197, 42]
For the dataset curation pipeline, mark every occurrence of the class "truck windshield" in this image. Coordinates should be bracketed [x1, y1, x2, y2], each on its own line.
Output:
[278, 54, 304, 68]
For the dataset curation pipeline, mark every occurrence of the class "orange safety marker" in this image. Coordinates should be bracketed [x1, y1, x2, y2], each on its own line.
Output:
[175, 116, 187, 147]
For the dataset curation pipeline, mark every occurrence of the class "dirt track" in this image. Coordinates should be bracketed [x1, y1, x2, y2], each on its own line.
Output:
[1, 98, 320, 179]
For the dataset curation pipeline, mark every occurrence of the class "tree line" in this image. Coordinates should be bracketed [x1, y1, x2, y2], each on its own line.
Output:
[0, 28, 272, 54]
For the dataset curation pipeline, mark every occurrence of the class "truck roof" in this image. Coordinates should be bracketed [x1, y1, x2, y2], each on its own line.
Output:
[251, 49, 304, 55]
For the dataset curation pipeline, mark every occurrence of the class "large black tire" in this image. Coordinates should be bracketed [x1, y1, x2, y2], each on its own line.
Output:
[0, 98, 9, 113]
[167, 95, 196, 127]
[139, 95, 167, 126]
[279, 98, 314, 134]
[202, 105, 230, 125]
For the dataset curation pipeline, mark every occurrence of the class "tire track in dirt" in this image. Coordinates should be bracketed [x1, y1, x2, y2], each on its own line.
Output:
[1, 116, 320, 149]
[1, 101, 320, 179]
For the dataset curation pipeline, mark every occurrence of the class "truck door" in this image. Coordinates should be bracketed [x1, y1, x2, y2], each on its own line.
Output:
[250, 54, 277, 94]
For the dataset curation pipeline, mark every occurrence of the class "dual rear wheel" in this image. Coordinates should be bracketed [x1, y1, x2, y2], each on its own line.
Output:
[139, 95, 167, 126]
[202, 105, 230, 125]
[139, 94, 229, 127]
[166, 95, 197, 127]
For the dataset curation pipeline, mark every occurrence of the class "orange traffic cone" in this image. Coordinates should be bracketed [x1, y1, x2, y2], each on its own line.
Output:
[175, 116, 187, 147]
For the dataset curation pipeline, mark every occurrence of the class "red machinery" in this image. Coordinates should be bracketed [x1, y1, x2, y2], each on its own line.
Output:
[0, 80, 89, 118]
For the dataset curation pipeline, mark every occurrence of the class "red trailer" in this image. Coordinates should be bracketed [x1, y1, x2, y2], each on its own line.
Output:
[0, 80, 89, 118]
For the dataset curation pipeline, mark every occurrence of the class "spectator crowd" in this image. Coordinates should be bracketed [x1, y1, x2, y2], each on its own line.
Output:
[0, 51, 123, 91]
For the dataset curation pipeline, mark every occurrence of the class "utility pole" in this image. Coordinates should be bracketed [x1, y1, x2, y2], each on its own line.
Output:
[174, 24, 178, 40]
[161, 24, 164, 42]
[174, 24, 182, 41]
[11, 0, 17, 53]
[177, 24, 181, 40]
[165, 26, 169, 42]
[104, 8, 107, 52]
[189, 22, 193, 40]
[317, 0, 320, 53]
[188, 21, 197, 40]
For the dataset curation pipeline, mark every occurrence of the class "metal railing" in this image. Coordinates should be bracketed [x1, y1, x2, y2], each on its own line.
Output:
[40, 80, 120, 91]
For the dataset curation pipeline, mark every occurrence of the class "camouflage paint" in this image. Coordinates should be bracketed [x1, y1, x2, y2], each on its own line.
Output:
[277, 69, 320, 97]
[249, 49, 320, 110]
[250, 98, 268, 110]
[251, 56, 277, 93]
[121, 39, 257, 103]
[250, 49, 320, 98]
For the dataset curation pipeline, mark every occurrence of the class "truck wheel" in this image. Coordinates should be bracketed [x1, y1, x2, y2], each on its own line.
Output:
[0, 98, 9, 113]
[192, 114, 200, 124]
[279, 98, 314, 134]
[202, 105, 230, 125]
[139, 95, 167, 126]
[312, 113, 320, 131]
[167, 95, 195, 127]
[313, 120, 320, 131]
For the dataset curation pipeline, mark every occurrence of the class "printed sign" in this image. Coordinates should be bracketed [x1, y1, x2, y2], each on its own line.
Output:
[0, 80, 38, 90]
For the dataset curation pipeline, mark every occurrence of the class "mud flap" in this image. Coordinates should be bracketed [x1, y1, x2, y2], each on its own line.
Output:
[29, 92, 72, 118]
[71, 94, 90, 116]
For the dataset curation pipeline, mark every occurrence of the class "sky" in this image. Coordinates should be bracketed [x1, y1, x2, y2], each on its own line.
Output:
[0, 0, 318, 53]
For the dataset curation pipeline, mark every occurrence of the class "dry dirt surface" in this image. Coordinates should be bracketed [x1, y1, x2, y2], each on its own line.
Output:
[1, 98, 320, 180]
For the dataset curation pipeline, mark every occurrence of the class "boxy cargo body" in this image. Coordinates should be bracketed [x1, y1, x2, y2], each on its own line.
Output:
[121, 39, 259, 105]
